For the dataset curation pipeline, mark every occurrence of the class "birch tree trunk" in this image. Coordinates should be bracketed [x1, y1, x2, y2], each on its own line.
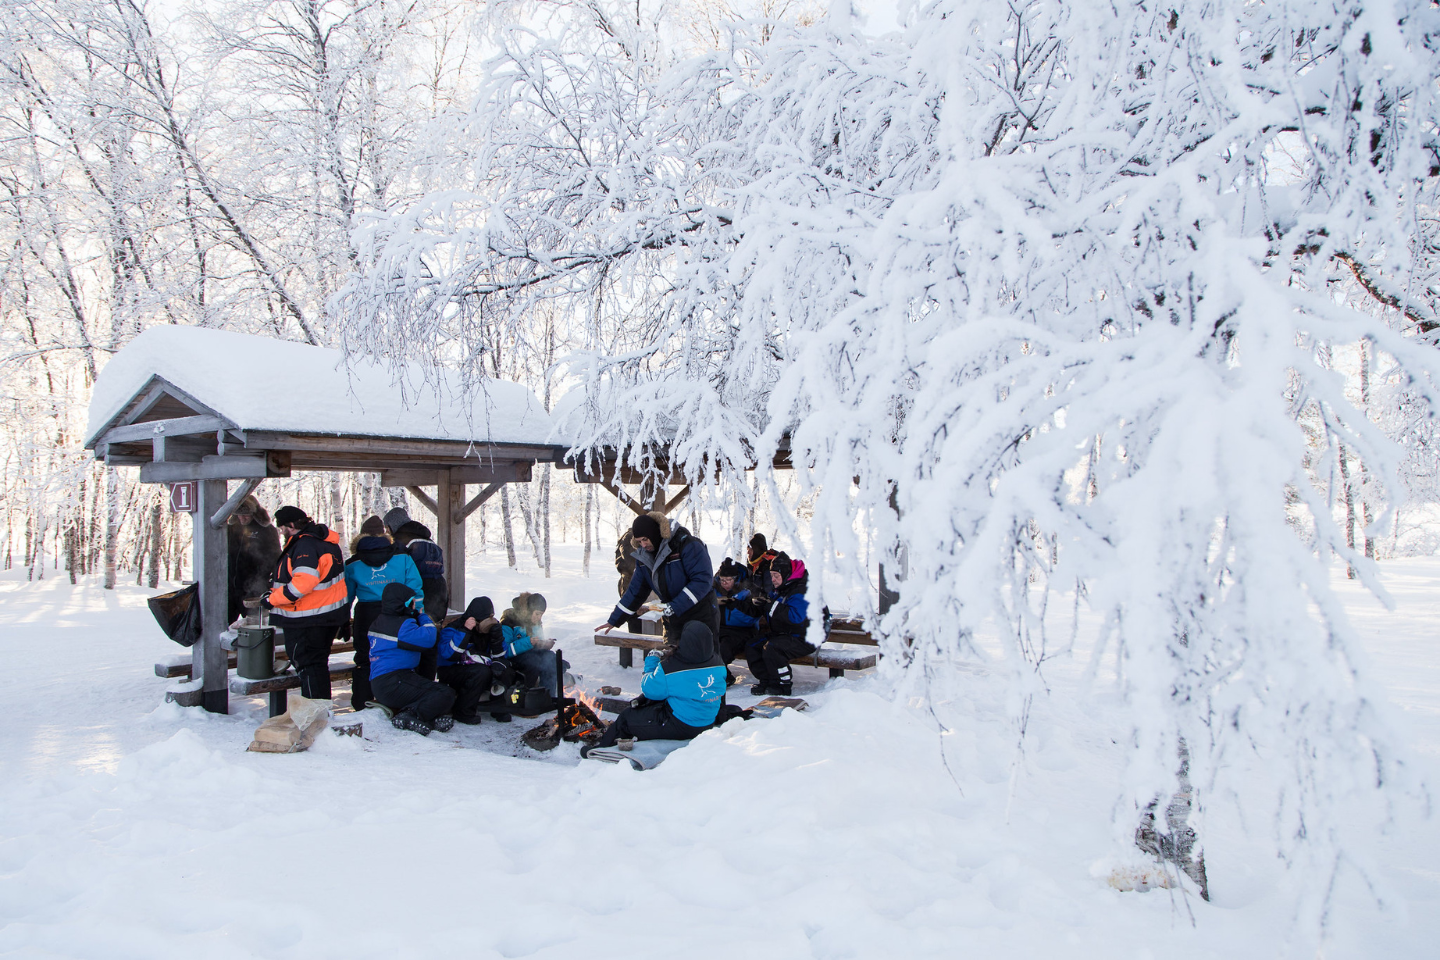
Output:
[583, 484, 592, 576]
[148, 496, 162, 588]
[540, 466, 552, 578]
[103, 464, 118, 589]
[500, 485, 517, 568]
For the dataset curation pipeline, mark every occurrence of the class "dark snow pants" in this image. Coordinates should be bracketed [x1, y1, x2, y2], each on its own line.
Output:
[596, 699, 709, 748]
[349, 601, 381, 708]
[436, 662, 496, 723]
[717, 627, 754, 666]
[372, 669, 456, 723]
[282, 621, 339, 701]
[746, 634, 816, 685]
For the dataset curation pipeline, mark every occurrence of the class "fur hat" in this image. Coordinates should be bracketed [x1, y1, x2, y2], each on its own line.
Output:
[274, 505, 309, 527]
[717, 558, 745, 579]
[360, 515, 388, 538]
[228, 495, 271, 527]
[383, 507, 411, 533]
[510, 592, 547, 617]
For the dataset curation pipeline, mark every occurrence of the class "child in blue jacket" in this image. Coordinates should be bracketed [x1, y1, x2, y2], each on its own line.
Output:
[368, 582, 455, 735]
[499, 593, 568, 693]
[714, 557, 758, 686]
[587, 621, 726, 751]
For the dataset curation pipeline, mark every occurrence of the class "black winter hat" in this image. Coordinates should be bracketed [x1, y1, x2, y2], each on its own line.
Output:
[769, 552, 793, 581]
[274, 505, 309, 527]
[749, 533, 768, 553]
[632, 514, 663, 544]
[717, 558, 745, 579]
[464, 596, 495, 622]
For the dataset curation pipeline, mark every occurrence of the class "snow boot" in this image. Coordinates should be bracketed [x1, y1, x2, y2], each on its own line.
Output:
[490, 712, 513, 723]
[750, 681, 775, 696]
[391, 712, 433, 736]
[726, 669, 737, 687]
[431, 714, 456, 733]
[454, 713, 483, 725]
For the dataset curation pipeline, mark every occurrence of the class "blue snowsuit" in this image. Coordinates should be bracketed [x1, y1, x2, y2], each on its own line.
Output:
[367, 582, 454, 722]
[595, 621, 725, 747]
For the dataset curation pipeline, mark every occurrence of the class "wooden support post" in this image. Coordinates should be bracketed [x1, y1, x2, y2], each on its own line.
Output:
[406, 486, 438, 516]
[457, 481, 503, 523]
[662, 484, 691, 515]
[435, 470, 465, 615]
[194, 478, 230, 714]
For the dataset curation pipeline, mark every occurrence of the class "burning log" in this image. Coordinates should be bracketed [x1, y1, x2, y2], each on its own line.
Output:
[522, 700, 609, 751]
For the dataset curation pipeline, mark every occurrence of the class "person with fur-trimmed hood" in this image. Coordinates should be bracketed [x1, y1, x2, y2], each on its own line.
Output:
[227, 495, 281, 625]
[344, 515, 422, 709]
[585, 621, 726, 752]
[597, 512, 717, 643]
[499, 592, 568, 693]
[744, 552, 813, 696]
[368, 582, 456, 735]
[714, 557, 758, 686]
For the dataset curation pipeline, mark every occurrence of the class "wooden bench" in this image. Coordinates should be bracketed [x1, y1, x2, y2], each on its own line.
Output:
[155, 640, 356, 679]
[228, 658, 357, 717]
[594, 623, 878, 678]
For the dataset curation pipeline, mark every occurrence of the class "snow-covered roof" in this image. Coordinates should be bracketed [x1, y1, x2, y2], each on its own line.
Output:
[85, 326, 556, 449]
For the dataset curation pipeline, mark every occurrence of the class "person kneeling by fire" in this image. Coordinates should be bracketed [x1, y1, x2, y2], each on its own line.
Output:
[583, 621, 726, 755]
[435, 597, 517, 725]
[368, 582, 456, 736]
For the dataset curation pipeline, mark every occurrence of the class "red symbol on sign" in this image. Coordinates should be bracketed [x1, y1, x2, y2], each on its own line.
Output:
[170, 482, 197, 513]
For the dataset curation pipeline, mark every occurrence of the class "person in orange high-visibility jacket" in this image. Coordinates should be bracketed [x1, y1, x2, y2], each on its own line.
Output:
[265, 506, 348, 701]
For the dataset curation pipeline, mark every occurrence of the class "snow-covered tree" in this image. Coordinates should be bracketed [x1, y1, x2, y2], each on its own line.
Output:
[342, 0, 1440, 911]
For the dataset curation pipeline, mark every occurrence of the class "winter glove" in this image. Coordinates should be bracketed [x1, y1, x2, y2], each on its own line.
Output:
[259, 597, 275, 610]
[657, 602, 674, 617]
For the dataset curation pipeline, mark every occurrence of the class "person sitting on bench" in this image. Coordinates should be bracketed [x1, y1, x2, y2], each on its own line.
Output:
[436, 596, 514, 725]
[744, 552, 812, 697]
[368, 582, 456, 736]
[587, 621, 726, 752]
[500, 593, 567, 692]
[714, 558, 758, 686]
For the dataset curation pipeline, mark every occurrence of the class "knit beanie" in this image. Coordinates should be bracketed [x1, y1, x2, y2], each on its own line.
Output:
[463, 596, 495, 622]
[274, 505, 309, 527]
[632, 513, 663, 544]
[359, 515, 387, 538]
[770, 552, 793, 581]
[749, 533, 768, 554]
[717, 558, 745, 579]
[383, 507, 411, 533]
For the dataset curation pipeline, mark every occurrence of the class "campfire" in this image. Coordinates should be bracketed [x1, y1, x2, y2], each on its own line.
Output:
[519, 647, 611, 751]
[521, 693, 608, 751]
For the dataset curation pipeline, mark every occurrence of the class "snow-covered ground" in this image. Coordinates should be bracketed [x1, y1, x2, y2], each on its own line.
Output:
[0, 546, 1436, 959]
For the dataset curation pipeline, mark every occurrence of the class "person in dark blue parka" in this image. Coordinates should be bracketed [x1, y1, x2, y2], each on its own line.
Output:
[369, 582, 456, 735]
[596, 512, 717, 642]
[587, 621, 726, 750]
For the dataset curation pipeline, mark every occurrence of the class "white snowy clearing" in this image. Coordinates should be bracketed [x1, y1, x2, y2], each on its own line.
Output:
[1, 548, 1436, 960]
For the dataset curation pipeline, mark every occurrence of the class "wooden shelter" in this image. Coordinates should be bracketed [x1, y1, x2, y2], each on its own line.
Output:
[84, 327, 565, 714]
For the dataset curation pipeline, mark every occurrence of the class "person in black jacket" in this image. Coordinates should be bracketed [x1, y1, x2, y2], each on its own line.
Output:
[714, 558, 759, 686]
[743, 552, 814, 696]
[435, 596, 514, 724]
[597, 512, 716, 643]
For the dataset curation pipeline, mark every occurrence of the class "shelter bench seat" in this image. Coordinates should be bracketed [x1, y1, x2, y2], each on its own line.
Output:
[155, 640, 355, 679]
[594, 626, 878, 678]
